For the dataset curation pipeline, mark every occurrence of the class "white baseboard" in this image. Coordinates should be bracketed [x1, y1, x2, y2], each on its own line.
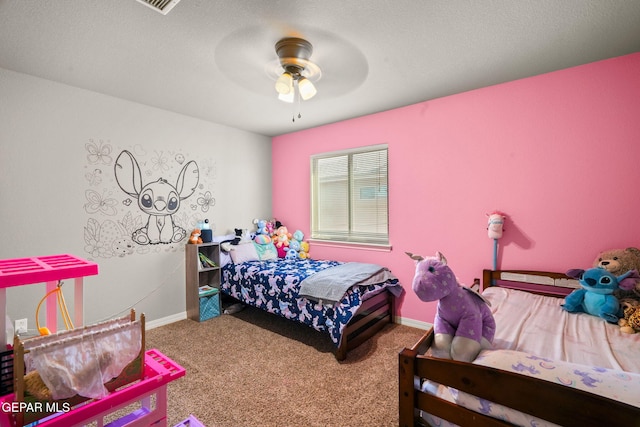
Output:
[146, 311, 186, 330]
[395, 316, 432, 330]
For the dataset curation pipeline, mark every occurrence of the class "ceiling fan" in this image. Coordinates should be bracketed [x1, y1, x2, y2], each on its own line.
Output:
[273, 37, 321, 103]
[214, 26, 368, 123]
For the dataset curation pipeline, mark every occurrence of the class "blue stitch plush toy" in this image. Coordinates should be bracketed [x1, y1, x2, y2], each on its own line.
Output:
[563, 267, 640, 323]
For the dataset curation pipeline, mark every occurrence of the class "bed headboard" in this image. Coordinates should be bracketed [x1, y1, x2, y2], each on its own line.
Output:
[482, 269, 579, 297]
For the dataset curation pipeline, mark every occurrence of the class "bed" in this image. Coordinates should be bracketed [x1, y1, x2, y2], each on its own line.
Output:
[220, 255, 403, 361]
[398, 269, 640, 427]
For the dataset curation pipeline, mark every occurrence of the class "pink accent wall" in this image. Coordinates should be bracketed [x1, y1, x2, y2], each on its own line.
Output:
[272, 53, 640, 324]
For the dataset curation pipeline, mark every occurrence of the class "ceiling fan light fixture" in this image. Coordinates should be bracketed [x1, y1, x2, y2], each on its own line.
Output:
[278, 91, 295, 103]
[272, 37, 321, 107]
[297, 77, 317, 100]
[275, 72, 293, 94]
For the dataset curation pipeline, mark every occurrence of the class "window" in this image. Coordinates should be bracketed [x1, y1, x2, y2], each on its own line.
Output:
[311, 145, 388, 245]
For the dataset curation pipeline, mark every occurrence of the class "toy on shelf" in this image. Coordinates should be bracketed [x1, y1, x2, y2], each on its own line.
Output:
[189, 229, 203, 244]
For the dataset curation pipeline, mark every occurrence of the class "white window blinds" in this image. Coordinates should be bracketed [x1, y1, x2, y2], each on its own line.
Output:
[311, 145, 388, 245]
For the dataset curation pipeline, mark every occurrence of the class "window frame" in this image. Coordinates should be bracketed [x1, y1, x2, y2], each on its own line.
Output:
[310, 144, 389, 248]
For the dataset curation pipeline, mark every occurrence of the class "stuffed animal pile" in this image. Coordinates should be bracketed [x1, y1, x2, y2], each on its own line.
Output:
[285, 229, 311, 259]
[562, 247, 640, 332]
[408, 251, 495, 362]
[589, 247, 640, 333]
[251, 219, 311, 259]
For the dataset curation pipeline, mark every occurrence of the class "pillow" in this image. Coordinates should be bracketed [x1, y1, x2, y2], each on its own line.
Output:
[255, 242, 278, 261]
[254, 234, 271, 244]
[212, 233, 235, 267]
[229, 242, 260, 264]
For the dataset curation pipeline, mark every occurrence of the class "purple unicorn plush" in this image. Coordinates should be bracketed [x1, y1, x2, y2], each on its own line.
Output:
[409, 251, 496, 362]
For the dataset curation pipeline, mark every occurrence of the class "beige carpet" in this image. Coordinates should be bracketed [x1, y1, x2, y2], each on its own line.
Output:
[145, 305, 425, 427]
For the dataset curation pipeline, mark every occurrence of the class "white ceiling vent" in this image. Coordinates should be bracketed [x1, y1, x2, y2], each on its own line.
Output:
[135, 0, 181, 15]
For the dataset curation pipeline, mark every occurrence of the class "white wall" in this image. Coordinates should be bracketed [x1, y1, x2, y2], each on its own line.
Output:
[0, 68, 272, 334]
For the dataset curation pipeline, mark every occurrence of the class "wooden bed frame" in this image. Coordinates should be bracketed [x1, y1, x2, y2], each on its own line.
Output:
[398, 269, 639, 427]
[224, 287, 395, 361]
[335, 289, 394, 360]
[222, 285, 395, 361]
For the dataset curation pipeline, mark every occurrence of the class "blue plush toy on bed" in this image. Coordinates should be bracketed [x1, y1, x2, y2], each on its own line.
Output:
[563, 267, 640, 323]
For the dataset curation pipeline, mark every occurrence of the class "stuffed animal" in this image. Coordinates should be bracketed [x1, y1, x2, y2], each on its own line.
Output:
[254, 234, 271, 244]
[254, 219, 267, 234]
[271, 220, 284, 236]
[292, 229, 304, 242]
[299, 241, 310, 259]
[618, 299, 640, 334]
[274, 226, 291, 258]
[563, 267, 640, 323]
[238, 229, 252, 244]
[265, 219, 276, 236]
[593, 247, 640, 299]
[486, 211, 506, 239]
[188, 229, 202, 244]
[221, 228, 251, 251]
[285, 247, 298, 259]
[253, 219, 272, 244]
[409, 251, 495, 362]
[288, 239, 301, 254]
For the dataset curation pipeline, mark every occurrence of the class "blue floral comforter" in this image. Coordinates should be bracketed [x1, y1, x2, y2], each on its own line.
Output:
[221, 258, 401, 347]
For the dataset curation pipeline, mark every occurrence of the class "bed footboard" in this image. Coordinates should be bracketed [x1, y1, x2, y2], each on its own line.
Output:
[398, 328, 639, 427]
[335, 290, 393, 361]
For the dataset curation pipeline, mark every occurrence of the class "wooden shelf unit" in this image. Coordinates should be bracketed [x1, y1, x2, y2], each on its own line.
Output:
[185, 242, 221, 322]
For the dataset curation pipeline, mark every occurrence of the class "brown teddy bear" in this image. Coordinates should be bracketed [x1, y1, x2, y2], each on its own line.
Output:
[593, 247, 640, 299]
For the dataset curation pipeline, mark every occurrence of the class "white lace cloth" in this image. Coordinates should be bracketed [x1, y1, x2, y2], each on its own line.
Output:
[23, 316, 141, 400]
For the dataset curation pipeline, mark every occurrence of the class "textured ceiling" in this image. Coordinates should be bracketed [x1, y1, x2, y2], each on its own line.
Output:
[1, 0, 639, 137]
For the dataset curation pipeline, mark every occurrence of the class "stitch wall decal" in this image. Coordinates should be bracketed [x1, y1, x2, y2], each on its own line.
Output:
[82, 139, 217, 258]
[114, 149, 199, 244]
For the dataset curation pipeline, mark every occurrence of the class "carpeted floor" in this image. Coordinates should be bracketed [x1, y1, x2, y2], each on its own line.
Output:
[145, 306, 425, 427]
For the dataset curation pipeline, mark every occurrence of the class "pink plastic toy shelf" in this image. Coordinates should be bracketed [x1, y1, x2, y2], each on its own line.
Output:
[0, 256, 189, 426]
[0, 254, 99, 347]
[0, 349, 186, 427]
